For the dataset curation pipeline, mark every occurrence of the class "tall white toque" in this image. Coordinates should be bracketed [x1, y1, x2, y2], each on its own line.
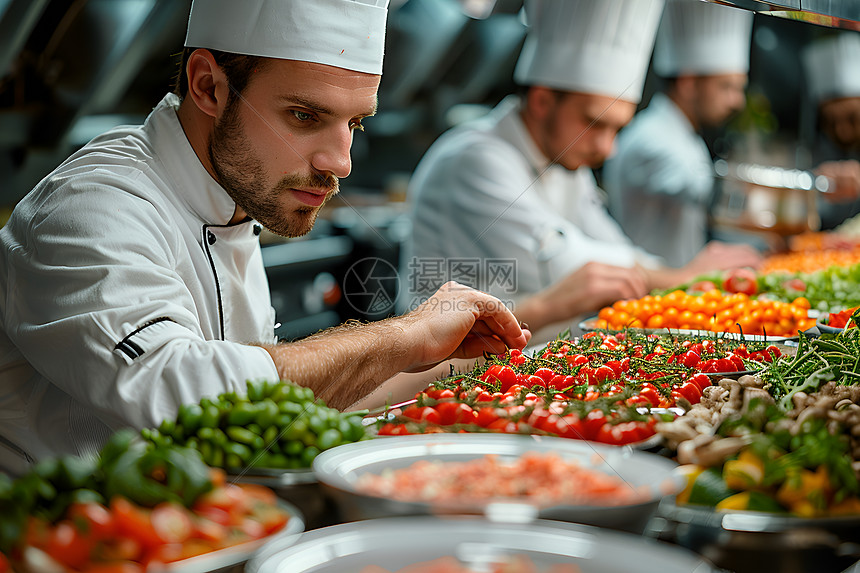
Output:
[802, 31, 860, 103]
[513, 0, 665, 104]
[653, 0, 753, 78]
[184, 0, 390, 75]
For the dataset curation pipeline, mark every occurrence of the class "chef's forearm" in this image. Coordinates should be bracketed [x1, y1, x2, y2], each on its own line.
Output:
[260, 318, 414, 410]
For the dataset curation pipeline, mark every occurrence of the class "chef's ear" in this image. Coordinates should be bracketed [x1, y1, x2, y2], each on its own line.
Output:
[524, 86, 559, 121]
[673, 75, 698, 102]
[185, 48, 229, 119]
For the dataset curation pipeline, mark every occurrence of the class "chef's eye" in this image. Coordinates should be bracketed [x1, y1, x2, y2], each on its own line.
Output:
[350, 120, 365, 132]
[291, 110, 314, 122]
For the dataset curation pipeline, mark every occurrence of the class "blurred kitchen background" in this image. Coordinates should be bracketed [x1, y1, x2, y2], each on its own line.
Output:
[0, 0, 858, 340]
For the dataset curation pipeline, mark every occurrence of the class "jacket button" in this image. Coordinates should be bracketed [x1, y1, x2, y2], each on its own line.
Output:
[207, 231, 216, 245]
[253, 224, 262, 236]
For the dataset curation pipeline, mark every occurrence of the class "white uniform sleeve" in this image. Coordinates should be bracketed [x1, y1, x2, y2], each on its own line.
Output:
[1, 177, 279, 429]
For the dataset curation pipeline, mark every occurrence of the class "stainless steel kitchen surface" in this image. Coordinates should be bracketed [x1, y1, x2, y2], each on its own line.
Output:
[0, 0, 856, 338]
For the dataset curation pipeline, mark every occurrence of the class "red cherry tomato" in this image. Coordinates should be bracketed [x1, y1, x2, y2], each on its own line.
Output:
[583, 409, 607, 440]
[475, 407, 501, 427]
[679, 350, 700, 369]
[722, 268, 758, 296]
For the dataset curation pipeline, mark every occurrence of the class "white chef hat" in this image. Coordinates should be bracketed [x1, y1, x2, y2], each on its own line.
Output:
[802, 32, 860, 103]
[513, 0, 665, 104]
[184, 0, 389, 75]
[653, 0, 753, 77]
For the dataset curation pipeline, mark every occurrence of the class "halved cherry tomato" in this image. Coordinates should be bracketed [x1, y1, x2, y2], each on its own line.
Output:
[675, 382, 702, 405]
[687, 373, 712, 393]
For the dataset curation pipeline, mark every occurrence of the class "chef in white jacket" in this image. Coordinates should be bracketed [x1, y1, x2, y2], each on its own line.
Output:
[802, 31, 860, 229]
[405, 0, 760, 340]
[603, 0, 754, 267]
[0, 0, 529, 474]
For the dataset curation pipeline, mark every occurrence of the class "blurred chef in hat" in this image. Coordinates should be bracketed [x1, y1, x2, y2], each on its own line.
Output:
[802, 31, 860, 229]
[603, 0, 757, 267]
[405, 0, 759, 342]
[0, 0, 529, 472]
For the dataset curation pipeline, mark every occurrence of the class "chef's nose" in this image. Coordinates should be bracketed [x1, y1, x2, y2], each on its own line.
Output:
[309, 127, 353, 179]
[595, 130, 616, 159]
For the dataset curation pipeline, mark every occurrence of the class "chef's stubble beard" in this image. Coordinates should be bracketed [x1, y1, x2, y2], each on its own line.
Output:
[208, 97, 339, 238]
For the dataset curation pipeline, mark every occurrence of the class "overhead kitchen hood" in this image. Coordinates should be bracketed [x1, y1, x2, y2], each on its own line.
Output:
[707, 0, 860, 28]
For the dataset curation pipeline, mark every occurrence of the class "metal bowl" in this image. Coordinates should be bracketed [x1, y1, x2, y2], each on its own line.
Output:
[246, 516, 718, 573]
[651, 498, 860, 573]
[312, 433, 683, 534]
[226, 468, 338, 530]
[815, 318, 845, 335]
[157, 500, 304, 573]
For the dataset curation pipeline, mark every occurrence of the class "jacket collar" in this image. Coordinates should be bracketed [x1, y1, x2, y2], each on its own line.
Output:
[492, 95, 554, 176]
[146, 93, 239, 226]
[648, 92, 698, 136]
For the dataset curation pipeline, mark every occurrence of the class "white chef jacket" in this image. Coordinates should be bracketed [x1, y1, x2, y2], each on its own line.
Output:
[603, 93, 715, 268]
[402, 96, 660, 311]
[0, 93, 279, 472]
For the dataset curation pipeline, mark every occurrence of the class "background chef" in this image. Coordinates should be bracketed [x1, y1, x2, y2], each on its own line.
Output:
[603, 0, 754, 268]
[802, 30, 860, 229]
[403, 0, 760, 343]
[0, 0, 529, 475]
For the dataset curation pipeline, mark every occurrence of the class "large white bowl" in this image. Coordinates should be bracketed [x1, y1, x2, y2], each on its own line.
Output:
[246, 516, 717, 573]
[312, 433, 682, 534]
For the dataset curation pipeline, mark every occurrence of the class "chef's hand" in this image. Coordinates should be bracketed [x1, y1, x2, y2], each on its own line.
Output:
[515, 262, 648, 333]
[402, 281, 530, 373]
[684, 241, 762, 276]
[815, 160, 860, 203]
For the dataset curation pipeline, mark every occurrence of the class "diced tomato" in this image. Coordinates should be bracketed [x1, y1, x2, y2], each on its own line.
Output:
[81, 562, 146, 573]
[44, 519, 96, 569]
[111, 497, 163, 549]
[67, 501, 114, 541]
[150, 502, 194, 544]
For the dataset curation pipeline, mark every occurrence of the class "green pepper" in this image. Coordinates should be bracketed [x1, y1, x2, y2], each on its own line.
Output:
[300, 446, 321, 467]
[282, 419, 308, 441]
[199, 404, 221, 428]
[278, 401, 304, 416]
[246, 379, 267, 402]
[255, 398, 280, 428]
[178, 403, 204, 435]
[317, 428, 342, 451]
[226, 426, 264, 451]
[262, 425, 279, 446]
[283, 440, 304, 457]
[223, 441, 253, 465]
[227, 401, 259, 426]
